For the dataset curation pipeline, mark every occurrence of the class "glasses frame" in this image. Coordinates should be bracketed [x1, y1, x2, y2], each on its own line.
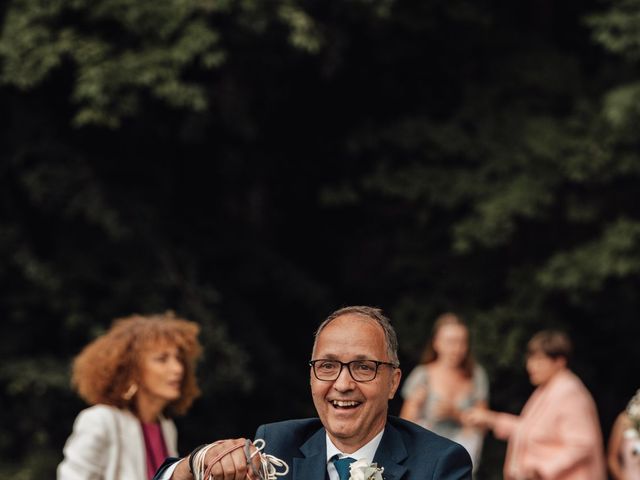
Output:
[309, 359, 398, 383]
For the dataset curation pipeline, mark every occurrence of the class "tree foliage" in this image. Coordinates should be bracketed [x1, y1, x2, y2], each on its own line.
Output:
[2, 0, 640, 478]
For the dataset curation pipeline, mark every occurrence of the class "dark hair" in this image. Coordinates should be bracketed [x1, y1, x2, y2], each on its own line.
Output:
[72, 311, 202, 416]
[420, 312, 475, 378]
[313, 305, 399, 366]
[527, 330, 572, 360]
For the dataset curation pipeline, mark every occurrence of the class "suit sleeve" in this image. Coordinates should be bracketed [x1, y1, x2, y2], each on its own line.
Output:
[57, 408, 110, 480]
[433, 442, 473, 480]
[152, 457, 182, 480]
[254, 424, 266, 442]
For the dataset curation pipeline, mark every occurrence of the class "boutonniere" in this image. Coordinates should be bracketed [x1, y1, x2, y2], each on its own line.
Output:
[349, 459, 384, 480]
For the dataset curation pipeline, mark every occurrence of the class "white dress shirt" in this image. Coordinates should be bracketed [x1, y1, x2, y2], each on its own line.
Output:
[326, 429, 384, 480]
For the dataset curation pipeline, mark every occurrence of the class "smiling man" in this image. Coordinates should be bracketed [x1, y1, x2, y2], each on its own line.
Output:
[154, 306, 472, 480]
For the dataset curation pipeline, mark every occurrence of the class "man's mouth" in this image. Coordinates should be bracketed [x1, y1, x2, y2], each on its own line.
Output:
[330, 400, 361, 409]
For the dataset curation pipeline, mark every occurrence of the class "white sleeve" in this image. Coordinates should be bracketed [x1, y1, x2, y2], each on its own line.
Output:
[57, 407, 111, 480]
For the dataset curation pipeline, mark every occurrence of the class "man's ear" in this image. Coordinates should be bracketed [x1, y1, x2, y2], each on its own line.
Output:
[388, 368, 402, 400]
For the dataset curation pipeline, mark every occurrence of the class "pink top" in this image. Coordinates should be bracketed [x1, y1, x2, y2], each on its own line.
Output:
[492, 369, 606, 480]
[141, 421, 169, 480]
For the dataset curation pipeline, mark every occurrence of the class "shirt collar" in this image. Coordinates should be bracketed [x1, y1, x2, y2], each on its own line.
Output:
[325, 428, 385, 466]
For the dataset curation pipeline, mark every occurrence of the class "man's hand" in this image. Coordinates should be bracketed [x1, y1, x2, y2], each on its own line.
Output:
[170, 438, 262, 480]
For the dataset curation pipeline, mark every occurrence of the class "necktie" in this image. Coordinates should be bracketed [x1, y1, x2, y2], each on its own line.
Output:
[333, 456, 356, 480]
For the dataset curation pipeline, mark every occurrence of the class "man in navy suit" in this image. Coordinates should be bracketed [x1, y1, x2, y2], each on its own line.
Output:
[155, 305, 472, 480]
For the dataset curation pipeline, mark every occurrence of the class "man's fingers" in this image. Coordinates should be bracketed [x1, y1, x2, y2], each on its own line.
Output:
[212, 449, 247, 480]
[231, 444, 251, 480]
[248, 451, 263, 479]
[243, 440, 263, 479]
[199, 438, 251, 480]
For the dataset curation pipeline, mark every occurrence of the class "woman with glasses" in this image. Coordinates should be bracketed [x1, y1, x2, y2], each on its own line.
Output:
[57, 312, 202, 480]
[399, 312, 488, 473]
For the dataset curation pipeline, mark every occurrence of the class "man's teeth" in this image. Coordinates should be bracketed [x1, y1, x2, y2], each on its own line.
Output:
[332, 400, 359, 407]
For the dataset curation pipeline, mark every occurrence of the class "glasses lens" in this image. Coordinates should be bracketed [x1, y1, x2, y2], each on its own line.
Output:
[314, 360, 341, 380]
[349, 360, 377, 381]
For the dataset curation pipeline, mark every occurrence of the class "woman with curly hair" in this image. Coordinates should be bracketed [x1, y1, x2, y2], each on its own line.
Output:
[57, 312, 202, 480]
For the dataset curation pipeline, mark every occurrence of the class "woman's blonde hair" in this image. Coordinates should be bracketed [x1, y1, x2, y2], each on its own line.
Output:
[71, 311, 202, 416]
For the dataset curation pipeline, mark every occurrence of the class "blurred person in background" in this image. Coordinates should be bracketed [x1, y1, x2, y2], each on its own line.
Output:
[57, 311, 202, 480]
[463, 329, 605, 480]
[608, 388, 640, 480]
[399, 312, 489, 473]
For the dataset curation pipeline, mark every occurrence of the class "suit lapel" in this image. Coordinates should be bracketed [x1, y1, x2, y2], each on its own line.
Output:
[373, 423, 408, 480]
[293, 427, 328, 480]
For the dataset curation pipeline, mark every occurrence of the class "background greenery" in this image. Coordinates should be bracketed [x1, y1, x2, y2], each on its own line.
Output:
[2, 0, 640, 478]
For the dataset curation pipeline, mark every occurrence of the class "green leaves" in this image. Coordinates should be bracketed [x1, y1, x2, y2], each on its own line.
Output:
[0, 0, 225, 127]
[603, 83, 640, 127]
[587, 0, 640, 61]
[538, 218, 640, 293]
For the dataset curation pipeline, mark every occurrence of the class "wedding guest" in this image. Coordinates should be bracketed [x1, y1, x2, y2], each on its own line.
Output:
[608, 388, 640, 480]
[463, 330, 606, 480]
[154, 305, 472, 480]
[399, 312, 488, 472]
[57, 311, 202, 480]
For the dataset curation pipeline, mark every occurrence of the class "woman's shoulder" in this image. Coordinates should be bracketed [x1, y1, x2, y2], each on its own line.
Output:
[407, 363, 431, 379]
[546, 370, 596, 402]
[401, 364, 430, 392]
[470, 363, 488, 382]
[75, 404, 132, 426]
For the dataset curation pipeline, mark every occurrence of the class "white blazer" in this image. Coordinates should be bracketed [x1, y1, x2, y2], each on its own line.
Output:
[57, 404, 178, 480]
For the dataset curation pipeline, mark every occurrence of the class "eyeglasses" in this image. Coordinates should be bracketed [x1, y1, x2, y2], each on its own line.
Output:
[309, 359, 398, 383]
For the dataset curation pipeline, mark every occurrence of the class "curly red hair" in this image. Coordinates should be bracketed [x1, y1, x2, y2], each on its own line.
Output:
[71, 311, 202, 416]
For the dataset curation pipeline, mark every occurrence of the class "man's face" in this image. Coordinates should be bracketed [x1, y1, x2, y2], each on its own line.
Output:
[310, 314, 401, 453]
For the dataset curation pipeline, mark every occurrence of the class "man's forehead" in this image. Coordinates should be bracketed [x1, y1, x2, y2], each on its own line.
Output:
[314, 316, 387, 355]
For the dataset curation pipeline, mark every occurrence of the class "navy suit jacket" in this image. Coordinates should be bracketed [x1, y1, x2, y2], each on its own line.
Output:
[154, 416, 472, 480]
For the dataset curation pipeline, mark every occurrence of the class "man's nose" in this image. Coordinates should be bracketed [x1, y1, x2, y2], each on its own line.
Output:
[333, 364, 355, 390]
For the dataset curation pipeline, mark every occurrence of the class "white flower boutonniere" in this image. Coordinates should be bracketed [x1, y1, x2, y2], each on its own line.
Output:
[349, 459, 384, 480]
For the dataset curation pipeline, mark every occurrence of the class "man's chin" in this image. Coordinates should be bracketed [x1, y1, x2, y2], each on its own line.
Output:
[326, 419, 359, 439]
